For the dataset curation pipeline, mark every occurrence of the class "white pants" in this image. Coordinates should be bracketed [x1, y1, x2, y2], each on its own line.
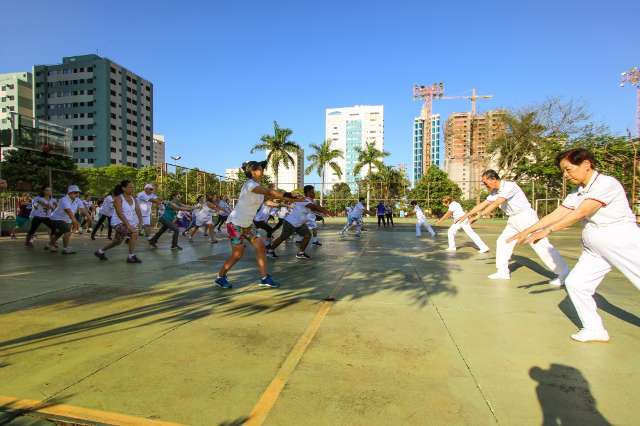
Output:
[496, 209, 568, 276]
[341, 217, 362, 235]
[565, 223, 640, 331]
[142, 215, 152, 226]
[448, 219, 489, 251]
[416, 219, 435, 237]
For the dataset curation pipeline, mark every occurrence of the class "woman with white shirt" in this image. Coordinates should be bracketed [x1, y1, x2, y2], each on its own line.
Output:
[26, 187, 56, 248]
[436, 196, 489, 253]
[48, 185, 87, 254]
[509, 148, 640, 343]
[215, 161, 301, 289]
[91, 192, 114, 240]
[94, 180, 143, 263]
[406, 200, 436, 238]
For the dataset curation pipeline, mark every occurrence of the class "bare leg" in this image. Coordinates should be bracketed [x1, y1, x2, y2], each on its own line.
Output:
[218, 244, 245, 276]
[251, 237, 268, 277]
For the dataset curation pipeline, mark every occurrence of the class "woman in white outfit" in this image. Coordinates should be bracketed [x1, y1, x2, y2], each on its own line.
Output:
[459, 170, 569, 284]
[407, 200, 436, 238]
[436, 196, 489, 253]
[94, 180, 143, 263]
[509, 148, 640, 343]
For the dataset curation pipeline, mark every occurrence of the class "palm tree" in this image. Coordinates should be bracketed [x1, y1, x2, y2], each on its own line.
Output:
[305, 139, 344, 205]
[353, 142, 390, 209]
[251, 121, 301, 189]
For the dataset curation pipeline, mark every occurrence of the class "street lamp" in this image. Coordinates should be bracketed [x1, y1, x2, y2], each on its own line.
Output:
[620, 67, 640, 137]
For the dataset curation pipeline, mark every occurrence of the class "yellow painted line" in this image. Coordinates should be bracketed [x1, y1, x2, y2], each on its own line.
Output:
[0, 395, 184, 426]
[246, 287, 342, 426]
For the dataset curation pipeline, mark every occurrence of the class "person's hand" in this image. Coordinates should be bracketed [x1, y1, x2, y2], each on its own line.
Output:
[455, 214, 468, 224]
[507, 231, 528, 245]
[524, 228, 550, 245]
[71, 220, 80, 232]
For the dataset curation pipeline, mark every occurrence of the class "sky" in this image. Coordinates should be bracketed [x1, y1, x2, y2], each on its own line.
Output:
[1, 0, 639, 176]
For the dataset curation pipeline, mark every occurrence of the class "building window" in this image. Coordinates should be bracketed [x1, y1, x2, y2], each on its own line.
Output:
[111, 159, 116, 164]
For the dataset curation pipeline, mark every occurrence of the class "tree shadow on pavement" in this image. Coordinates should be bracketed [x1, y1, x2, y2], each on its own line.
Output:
[529, 363, 610, 426]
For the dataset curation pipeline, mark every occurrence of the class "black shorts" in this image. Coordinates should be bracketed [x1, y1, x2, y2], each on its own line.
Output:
[52, 220, 71, 235]
[280, 221, 310, 240]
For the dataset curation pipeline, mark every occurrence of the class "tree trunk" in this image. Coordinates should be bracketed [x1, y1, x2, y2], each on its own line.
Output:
[274, 164, 279, 189]
[320, 167, 325, 206]
[367, 165, 371, 210]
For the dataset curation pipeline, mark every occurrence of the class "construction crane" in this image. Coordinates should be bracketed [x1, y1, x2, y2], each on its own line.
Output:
[445, 88, 494, 115]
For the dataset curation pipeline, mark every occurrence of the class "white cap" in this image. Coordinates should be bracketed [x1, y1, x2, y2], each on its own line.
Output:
[144, 183, 155, 190]
[67, 185, 81, 193]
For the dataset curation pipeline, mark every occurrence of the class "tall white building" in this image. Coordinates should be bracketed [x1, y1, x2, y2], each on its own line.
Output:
[152, 133, 165, 167]
[325, 105, 384, 192]
[412, 114, 442, 185]
[265, 149, 304, 191]
[224, 168, 240, 181]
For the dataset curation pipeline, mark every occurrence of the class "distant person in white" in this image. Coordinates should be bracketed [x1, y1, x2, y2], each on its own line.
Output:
[137, 184, 161, 239]
[458, 170, 569, 283]
[436, 196, 489, 252]
[340, 198, 366, 237]
[26, 187, 57, 247]
[95, 179, 143, 263]
[47, 185, 88, 254]
[509, 148, 640, 343]
[91, 192, 114, 240]
[406, 201, 436, 238]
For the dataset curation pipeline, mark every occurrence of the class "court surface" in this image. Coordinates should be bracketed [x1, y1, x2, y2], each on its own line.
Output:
[0, 219, 638, 425]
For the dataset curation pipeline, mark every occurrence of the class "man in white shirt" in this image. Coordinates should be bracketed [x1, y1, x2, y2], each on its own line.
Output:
[406, 201, 436, 238]
[436, 196, 489, 253]
[340, 198, 367, 237]
[458, 170, 569, 283]
[267, 185, 332, 259]
[136, 184, 161, 239]
[48, 185, 88, 254]
[214, 197, 232, 232]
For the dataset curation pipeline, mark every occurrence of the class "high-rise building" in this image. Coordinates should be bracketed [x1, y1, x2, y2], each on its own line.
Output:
[152, 133, 165, 168]
[444, 110, 505, 199]
[225, 168, 240, 181]
[33, 54, 154, 168]
[325, 105, 384, 192]
[1, 72, 34, 159]
[412, 114, 443, 184]
[265, 149, 304, 191]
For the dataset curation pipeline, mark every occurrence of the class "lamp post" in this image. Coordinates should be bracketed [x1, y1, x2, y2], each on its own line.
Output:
[620, 67, 640, 137]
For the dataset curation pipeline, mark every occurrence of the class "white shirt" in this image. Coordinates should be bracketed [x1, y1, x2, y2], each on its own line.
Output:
[351, 202, 365, 219]
[447, 201, 465, 221]
[196, 202, 215, 223]
[414, 205, 426, 221]
[254, 204, 272, 222]
[306, 212, 317, 226]
[100, 195, 115, 217]
[562, 172, 636, 227]
[31, 196, 56, 218]
[111, 194, 139, 227]
[486, 180, 532, 216]
[136, 191, 157, 218]
[228, 180, 264, 228]
[50, 195, 82, 223]
[277, 206, 289, 219]
[286, 198, 313, 227]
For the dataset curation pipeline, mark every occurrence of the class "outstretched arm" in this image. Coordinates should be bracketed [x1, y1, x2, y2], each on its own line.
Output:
[507, 206, 572, 245]
[456, 200, 490, 223]
[525, 200, 602, 244]
[435, 210, 452, 225]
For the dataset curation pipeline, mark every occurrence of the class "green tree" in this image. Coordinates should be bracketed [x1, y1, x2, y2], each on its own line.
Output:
[364, 165, 410, 201]
[325, 182, 356, 215]
[489, 111, 545, 178]
[1, 149, 85, 194]
[79, 165, 138, 196]
[409, 166, 462, 216]
[305, 139, 343, 205]
[251, 121, 301, 189]
[353, 142, 389, 209]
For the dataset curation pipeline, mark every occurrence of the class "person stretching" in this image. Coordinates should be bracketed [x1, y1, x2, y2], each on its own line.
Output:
[436, 196, 489, 253]
[406, 200, 436, 238]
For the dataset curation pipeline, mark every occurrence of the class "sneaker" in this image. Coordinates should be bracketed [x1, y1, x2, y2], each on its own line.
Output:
[259, 274, 280, 288]
[94, 250, 108, 261]
[266, 249, 279, 258]
[203, 233, 208, 237]
[148, 240, 157, 248]
[311, 241, 322, 246]
[549, 277, 564, 287]
[478, 247, 490, 254]
[126, 255, 142, 264]
[210, 239, 218, 244]
[62, 248, 76, 255]
[25, 241, 34, 248]
[90, 235, 96, 241]
[171, 245, 183, 251]
[571, 328, 610, 343]
[296, 252, 311, 260]
[488, 271, 510, 280]
[46, 244, 58, 253]
[445, 247, 456, 252]
[215, 275, 232, 289]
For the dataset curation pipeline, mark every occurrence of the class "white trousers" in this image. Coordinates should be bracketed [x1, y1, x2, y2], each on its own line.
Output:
[496, 209, 569, 276]
[416, 219, 435, 237]
[565, 223, 640, 331]
[448, 219, 489, 251]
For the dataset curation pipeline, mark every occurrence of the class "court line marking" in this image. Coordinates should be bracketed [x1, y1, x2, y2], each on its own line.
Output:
[245, 241, 365, 426]
[0, 395, 184, 425]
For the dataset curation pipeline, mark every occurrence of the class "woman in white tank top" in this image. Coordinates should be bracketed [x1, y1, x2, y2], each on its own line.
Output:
[95, 180, 143, 263]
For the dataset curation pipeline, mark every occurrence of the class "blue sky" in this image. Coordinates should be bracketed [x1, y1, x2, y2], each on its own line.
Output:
[1, 0, 639, 176]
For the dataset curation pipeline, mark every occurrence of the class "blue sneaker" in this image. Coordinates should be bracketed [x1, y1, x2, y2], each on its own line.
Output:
[215, 275, 232, 289]
[259, 274, 280, 288]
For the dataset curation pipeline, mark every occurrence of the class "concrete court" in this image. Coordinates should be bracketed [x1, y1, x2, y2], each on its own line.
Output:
[0, 219, 638, 425]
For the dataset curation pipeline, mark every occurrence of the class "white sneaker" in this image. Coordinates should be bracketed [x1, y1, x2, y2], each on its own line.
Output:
[488, 271, 510, 280]
[549, 277, 564, 287]
[571, 328, 610, 343]
[445, 247, 457, 252]
[478, 247, 490, 254]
